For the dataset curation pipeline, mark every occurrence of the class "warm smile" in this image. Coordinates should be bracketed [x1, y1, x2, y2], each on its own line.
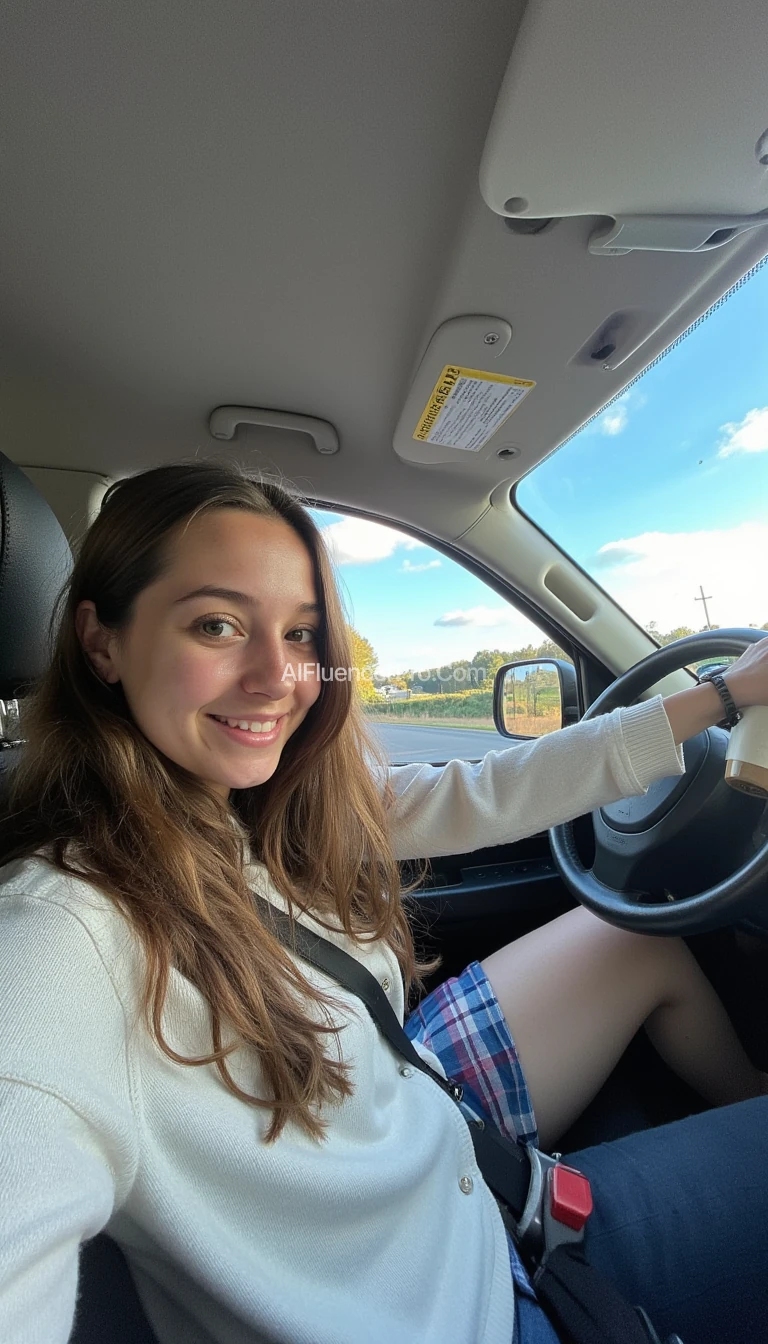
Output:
[208, 714, 287, 746]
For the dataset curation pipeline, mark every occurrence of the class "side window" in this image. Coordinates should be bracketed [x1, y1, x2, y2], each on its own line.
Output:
[311, 508, 569, 765]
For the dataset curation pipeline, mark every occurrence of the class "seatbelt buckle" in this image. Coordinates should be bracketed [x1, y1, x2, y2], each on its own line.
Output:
[515, 1148, 593, 1268]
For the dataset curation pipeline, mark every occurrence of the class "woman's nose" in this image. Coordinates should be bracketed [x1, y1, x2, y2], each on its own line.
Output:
[239, 636, 295, 700]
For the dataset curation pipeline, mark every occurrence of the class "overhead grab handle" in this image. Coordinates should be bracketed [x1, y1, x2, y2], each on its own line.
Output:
[588, 213, 768, 256]
[209, 406, 340, 455]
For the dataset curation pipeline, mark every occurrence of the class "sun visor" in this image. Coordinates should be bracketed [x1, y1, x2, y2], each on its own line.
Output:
[479, 0, 768, 254]
[392, 316, 536, 466]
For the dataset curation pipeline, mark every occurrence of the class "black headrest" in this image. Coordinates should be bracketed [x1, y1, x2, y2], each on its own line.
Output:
[0, 452, 73, 700]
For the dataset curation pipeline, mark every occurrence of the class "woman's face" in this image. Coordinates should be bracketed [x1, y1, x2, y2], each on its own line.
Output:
[77, 508, 324, 796]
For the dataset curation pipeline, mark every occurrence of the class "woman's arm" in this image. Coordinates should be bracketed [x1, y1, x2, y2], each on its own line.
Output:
[385, 638, 768, 861]
[386, 697, 683, 860]
[0, 1083, 123, 1344]
[0, 885, 139, 1342]
[663, 638, 768, 742]
[663, 682, 725, 742]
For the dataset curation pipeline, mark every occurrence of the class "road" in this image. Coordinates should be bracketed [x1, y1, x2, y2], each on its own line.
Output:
[367, 720, 510, 764]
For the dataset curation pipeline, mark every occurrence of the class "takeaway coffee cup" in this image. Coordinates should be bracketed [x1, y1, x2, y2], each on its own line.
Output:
[725, 706, 768, 799]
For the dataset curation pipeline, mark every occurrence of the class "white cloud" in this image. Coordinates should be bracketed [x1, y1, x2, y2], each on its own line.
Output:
[717, 407, 768, 458]
[595, 520, 768, 630]
[364, 592, 554, 673]
[375, 603, 548, 675]
[400, 558, 441, 573]
[434, 604, 521, 629]
[599, 403, 629, 436]
[594, 388, 647, 437]
[321, 516, 424, 565]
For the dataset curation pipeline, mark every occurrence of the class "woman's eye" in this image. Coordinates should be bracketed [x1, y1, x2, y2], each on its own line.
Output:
[195, 616, 240, 639]
[286, 627, 317, 645]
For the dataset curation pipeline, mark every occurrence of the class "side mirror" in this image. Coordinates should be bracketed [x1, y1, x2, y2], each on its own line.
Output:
[492, 658, 579, 739]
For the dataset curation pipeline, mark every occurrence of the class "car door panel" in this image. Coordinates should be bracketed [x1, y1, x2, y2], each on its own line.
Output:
[402, 834, 575, 993]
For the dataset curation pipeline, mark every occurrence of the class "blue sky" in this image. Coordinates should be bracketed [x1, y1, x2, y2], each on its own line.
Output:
[519, 260, 768, 545]
[307, 510, 533, 678]
[313, 259, 768, 674]
[518, 259, 768, 634]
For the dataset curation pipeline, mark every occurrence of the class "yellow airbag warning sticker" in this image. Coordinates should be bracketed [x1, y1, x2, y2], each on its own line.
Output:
[413, 365, 535, 452]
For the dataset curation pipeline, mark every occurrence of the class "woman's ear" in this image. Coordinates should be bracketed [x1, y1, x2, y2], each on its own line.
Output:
[75, 600, 121, 684]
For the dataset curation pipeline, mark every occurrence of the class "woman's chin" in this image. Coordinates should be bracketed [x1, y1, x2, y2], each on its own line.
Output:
[207, 757, 282, 795]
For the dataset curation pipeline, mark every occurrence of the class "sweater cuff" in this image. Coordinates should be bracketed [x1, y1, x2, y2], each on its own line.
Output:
[617, 695, 685, 792]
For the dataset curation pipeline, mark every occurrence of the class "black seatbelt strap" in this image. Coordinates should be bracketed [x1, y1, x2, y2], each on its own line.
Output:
[255, 897, 531, 1215]
[256, 892, 535, 1220]
[256, 896, 680, 1344]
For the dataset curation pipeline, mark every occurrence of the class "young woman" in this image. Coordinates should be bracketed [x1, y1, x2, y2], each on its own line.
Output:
[1, 461, 767, 1344]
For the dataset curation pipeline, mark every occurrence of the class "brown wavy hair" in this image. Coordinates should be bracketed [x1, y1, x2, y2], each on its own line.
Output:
[0, 461, 436, 1140]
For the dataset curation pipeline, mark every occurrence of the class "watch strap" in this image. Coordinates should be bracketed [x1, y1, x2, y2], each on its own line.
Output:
[699, 670, 742, 728]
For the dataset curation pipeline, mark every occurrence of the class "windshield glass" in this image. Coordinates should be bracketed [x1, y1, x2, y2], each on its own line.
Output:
[517, 260, 768, 645]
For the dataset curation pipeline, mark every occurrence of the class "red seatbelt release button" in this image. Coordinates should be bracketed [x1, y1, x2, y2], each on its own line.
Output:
[549, 1164, 593, 1231]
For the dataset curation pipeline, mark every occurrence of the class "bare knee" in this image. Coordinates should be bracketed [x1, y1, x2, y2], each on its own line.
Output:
[568, 908, 691, 1012]
[641, 933, 701, 1009]
[607, 922, 692, 1011]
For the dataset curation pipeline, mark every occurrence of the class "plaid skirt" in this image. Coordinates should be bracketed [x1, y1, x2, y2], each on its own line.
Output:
[404, 959, 539, 1148]
[405, 961, 559, 1340]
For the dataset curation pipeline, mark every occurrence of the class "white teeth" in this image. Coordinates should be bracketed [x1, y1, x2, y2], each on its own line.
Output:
[219, 716, 278, 733]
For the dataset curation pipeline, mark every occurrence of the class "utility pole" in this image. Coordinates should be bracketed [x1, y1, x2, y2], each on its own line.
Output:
[694, 584, 713, 630]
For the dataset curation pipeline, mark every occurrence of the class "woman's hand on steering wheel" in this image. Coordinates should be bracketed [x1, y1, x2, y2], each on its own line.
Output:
[722, 634, 768, 709]
[662, 633, 768, 745]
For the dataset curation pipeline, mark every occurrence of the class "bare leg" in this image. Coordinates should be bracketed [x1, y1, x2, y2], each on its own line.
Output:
[480, 906, 766, 1152]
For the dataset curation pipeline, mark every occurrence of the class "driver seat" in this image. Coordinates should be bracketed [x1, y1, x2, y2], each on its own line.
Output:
[0, 451, 160, 1343]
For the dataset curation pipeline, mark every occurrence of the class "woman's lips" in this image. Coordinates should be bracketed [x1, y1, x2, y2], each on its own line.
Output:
[208, 714, 286, 747]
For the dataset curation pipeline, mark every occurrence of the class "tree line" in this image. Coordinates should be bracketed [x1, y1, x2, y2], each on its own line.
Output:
[375, 640, 569, 696]
[347, 621, 768, 703]
[647, 621, 768, 644]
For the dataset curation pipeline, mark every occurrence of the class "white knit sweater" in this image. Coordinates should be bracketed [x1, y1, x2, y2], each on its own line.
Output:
[0, 699, 683, 1344]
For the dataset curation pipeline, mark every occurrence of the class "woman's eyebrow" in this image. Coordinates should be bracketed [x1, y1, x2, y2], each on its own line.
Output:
[174, 585, 320, 614]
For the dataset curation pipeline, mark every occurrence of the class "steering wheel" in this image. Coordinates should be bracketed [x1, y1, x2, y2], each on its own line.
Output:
[550, 629, 768, 934]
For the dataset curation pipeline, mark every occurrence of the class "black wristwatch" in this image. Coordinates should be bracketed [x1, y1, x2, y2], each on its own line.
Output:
[697, 668, 743, 729]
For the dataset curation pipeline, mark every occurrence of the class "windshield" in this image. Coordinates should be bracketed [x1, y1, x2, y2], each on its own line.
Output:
[517, 259, 768, 645]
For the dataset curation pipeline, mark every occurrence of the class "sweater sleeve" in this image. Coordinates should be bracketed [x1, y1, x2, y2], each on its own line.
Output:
[385, 696, 684, 860]
[0, 890, 140, 1344]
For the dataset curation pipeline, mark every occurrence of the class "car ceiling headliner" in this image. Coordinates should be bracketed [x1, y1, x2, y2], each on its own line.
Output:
[2, 0, 767, 542]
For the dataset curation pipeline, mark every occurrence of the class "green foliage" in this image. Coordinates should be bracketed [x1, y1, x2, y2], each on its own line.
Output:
[503, 665, 560, 718]
[646, 622, 695, 645]
[370, 689, 495, 720]
[346, 626, 381, 703]
[646, 622, 768, 644]
[380, 639, 570, 695]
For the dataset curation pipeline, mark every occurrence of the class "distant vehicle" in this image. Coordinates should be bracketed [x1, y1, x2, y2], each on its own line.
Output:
[695, 660, 732, 679]
[381, 685, 410, 699]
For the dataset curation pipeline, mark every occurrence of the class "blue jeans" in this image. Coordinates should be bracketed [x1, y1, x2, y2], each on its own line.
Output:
[565, 1097, 768, 1344]
[511, 1098, 768, 1342]
[416, 964, 768, 1340]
